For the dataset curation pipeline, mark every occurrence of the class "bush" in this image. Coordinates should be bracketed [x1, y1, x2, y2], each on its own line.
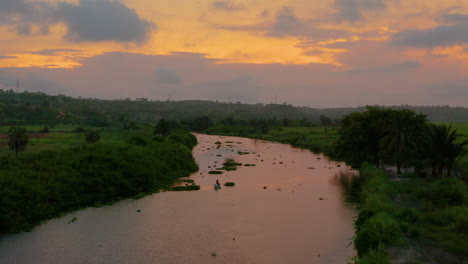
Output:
[0, 134, 198, 234]
[425, 206, 468, 253]
[354, 212, 402, 255]
[356, 247, 390, 264]
[170, 185, 200, 191]
[39, 125, 49, 133]
[85, 130, 100, 143]
[420, 178, 468, 207]
[224, 182, 235, 187]
[74, 127, 86, 133]
[127, 136, 147, 146]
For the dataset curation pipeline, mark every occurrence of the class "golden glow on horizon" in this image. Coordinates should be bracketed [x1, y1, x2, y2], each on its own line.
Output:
[0, 0, 467, 69]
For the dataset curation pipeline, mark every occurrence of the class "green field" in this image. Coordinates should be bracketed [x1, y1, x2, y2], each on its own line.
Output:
[0, 125, 155, 155]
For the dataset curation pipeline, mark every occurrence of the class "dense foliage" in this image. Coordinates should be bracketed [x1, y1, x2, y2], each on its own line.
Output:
[348, 164, 468, 263]
[0, 131, 198, 234]
[334, 107, 427, 168]
[1, 90, 467, 128]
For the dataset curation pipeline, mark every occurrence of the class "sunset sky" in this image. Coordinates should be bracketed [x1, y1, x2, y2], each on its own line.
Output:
[1, 0, 467, 107]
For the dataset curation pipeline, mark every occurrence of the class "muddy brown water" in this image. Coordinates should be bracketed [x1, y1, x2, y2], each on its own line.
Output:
[0, 134, 356, 264]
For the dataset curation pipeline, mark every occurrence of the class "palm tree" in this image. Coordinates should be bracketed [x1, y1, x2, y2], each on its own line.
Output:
[420, 124, 447, 177]
[8, 127, 29, 157]
[444, 126, 468, 177]
[379, 110, 425, 174]
[421, 124, 468, 177]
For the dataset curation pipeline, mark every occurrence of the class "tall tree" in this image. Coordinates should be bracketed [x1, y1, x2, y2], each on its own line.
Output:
[154, 118, 171, 136]
[8, 127, 29, 157]
[379, 109, 427, 174]
[320, 115, 332, 132]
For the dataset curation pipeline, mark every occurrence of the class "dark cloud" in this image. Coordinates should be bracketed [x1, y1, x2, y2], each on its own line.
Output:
[59, 0, 156, 43]
[210, 1, 245, 12]
[343, 60, 420, 74]
[212, 7, 348, 40]
[28, 49, 84, 56]
[267, 7, 349, 39]
[335, 0, 387, 22]
[0, 0, 156, 43]
[0, 0, 61, 34]
[16, 24, 32, 35]
[156, 68, 181, 84]
[266, 7, 304, 37]
[390, 13, 468, 48]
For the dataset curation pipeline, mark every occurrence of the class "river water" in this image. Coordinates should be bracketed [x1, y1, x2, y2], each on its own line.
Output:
[0, 134, 356, 264]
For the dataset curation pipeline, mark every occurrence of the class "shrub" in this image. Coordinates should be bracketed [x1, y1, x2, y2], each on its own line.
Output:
[39, 125, 49, 133]
[170, 185, 200, 191]
[74, 127, 86, 133]
[420, 178, 468, 207]
[127, 136, 147, 146]
[0, 135, 198, 234]
[224, 182, 235, 187]
[85, 130, 100, 143]
[356, 247, 390, 264]
[354, 212, 402, 256]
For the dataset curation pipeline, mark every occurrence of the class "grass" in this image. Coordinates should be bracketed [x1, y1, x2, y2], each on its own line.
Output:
[346, 164, 468, 263]
[0, 125, 154, 155]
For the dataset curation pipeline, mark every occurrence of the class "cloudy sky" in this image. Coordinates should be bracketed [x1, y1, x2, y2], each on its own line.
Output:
[1, 0, 467, 107]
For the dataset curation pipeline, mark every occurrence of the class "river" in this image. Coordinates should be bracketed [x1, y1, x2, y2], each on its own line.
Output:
[0, 134, 356, 264]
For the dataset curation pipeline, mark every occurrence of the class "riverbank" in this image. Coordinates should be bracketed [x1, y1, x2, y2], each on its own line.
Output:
[0, 133, 356, 264]
[0, 131, 198, 234]
[346, 164, 467, 264]
[207, 125, 468, 264]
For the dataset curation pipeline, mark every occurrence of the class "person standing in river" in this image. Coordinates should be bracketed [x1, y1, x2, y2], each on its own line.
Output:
[214, 180, 221, 190]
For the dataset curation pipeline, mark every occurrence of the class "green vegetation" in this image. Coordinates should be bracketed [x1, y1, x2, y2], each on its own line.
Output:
[222, 158, 242, 167]
[0, 130, 198, 234]
[85, 129, 100, 144]
[221, 166, 237, 171]
[1, 91, 467, 262]
[224, 182, 235, 187]
[207, 107, 468, 263]
[170, 184, 201, 191]
[208, 126, 338, 157]
[352, 164, 402, 258]
[348, 164, 468, 263]
[2, 91, 467, 129]
[8, 127, 29, 157]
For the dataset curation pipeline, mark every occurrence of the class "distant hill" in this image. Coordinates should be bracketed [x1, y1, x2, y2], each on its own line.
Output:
[0, 90, 467, 126]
